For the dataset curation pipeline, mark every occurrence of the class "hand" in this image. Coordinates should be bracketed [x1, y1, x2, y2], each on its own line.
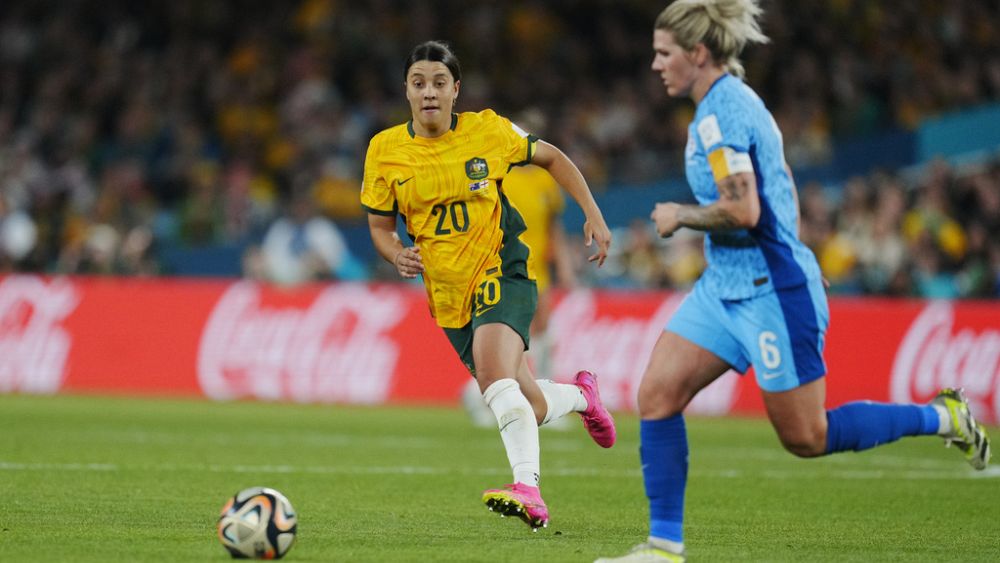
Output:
[651, 202, 682, 238]
[393, 246, 424, 279]
[583, 216, 612, 267]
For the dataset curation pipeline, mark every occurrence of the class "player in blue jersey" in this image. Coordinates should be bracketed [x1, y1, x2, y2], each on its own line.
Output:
[596, 1, 991, 562]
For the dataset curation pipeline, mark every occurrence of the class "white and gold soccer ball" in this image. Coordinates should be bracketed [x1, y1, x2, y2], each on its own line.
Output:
[217, 487, 298, 559]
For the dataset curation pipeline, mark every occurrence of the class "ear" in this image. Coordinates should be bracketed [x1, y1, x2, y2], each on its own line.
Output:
[691, 43, 712, 67]
[454, 79, 461, 96]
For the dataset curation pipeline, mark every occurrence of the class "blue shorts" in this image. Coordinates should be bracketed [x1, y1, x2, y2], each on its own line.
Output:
[666, 278, 829, 392]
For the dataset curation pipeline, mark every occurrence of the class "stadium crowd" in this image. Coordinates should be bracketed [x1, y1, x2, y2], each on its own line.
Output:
[597, 158, 1000, 299]
[0, 0, 998, 297]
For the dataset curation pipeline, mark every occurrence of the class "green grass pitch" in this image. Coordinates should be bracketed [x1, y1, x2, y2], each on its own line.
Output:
[0, 394, 997, 562]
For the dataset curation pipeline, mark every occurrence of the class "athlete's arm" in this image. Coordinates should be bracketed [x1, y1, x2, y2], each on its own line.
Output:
[651, 170, 761, 238]
[531, 140, 611, 266]
[367, 213, 423, 279]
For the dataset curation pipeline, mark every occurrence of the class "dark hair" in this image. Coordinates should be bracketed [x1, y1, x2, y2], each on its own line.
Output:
[404, 40, 461, 82]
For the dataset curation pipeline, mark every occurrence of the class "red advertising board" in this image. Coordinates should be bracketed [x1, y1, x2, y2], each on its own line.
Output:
[1, 275, 998, 424]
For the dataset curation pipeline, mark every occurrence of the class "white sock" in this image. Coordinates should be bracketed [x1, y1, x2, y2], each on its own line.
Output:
[932, 404, 953, 436]
[536, 379, 588, 425]
[483, 378, 540, 486]
[648, 536, 685, 555]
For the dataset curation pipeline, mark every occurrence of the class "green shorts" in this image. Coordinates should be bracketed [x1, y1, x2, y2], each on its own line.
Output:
[443, 274, 538, 376]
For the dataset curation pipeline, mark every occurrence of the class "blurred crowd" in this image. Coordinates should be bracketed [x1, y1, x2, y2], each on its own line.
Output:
[0, 0, 998, 297]
[593, 157, 1000, 299]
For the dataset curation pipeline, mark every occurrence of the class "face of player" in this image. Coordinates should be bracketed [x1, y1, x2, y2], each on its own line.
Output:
[405, 61, 460, 137]
[651, 29, 698, 99]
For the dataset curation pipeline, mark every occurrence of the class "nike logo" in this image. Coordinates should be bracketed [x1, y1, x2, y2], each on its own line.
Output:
[762, 372, 783, 380]
[397, 176, 415, 186]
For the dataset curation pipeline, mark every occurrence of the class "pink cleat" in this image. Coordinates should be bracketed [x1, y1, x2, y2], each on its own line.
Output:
[574, 370, 616, 448]
[482, 483, 549, 530]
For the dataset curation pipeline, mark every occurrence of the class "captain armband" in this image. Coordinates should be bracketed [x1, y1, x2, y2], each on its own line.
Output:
[707, 147, 754, 183]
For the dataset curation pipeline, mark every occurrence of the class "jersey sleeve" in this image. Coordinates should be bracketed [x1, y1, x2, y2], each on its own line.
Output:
[491, 111, 538, 171]
[360, 135, 397, 216]
[696, 111, 755, 183]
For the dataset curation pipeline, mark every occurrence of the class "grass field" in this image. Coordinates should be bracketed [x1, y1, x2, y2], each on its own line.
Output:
[0, 394, 997, 562]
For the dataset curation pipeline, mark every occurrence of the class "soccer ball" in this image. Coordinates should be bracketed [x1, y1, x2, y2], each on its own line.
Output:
[217, 487, 298, 559]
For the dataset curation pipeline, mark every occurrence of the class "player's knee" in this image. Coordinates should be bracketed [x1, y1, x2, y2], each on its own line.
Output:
[637, 379, 687, 419]
[777, 427, 827, 458]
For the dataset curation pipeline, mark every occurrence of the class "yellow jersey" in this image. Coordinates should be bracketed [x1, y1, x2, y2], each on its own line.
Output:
[362, 110, 538, 328]
[502, 165, 564, 292]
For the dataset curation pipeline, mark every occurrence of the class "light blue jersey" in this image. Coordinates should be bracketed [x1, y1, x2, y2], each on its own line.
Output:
[684, 74, 820, 300]
[670, 74, 828, 390]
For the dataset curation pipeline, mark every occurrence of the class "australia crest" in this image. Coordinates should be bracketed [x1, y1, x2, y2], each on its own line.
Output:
[465, 157, 489, 180]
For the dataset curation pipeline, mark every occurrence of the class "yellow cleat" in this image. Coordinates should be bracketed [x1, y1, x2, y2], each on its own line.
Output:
[933, 388, 991, 470]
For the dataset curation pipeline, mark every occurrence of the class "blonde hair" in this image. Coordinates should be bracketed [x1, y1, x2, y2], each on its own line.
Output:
[655, 0, 769, 79]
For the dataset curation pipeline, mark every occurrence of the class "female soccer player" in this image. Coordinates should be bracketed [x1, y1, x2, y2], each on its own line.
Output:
[362, 41, 616, 530]
[597, 1, 991, 561]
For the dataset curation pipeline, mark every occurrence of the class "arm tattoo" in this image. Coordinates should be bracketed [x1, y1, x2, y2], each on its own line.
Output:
[676, 175, 753, 231]
[717, 175, 750, 202]
[676, 205, 740, 231]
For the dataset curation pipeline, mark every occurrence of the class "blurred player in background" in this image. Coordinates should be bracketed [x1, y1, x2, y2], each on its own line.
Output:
[597, 1, 992, 561]
[462, 108, 578, 430]
[362, 41, 616, 531]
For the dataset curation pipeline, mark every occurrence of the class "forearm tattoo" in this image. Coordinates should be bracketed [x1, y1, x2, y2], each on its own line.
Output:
[677, 175, 752, 231]
[677, 205, 740, 231]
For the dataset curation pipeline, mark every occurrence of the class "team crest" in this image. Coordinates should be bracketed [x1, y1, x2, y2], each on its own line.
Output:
[465, 157, 489, 180]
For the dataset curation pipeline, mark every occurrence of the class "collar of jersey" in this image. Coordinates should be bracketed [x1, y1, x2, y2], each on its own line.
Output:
[702, 72, 732, 102]
[407, 113, 458, 139]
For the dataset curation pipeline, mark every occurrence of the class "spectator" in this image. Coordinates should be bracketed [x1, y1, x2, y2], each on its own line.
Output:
[244, 191, 359, 285]
[0, 0, 999, 292]
[0, 194, 36, 271]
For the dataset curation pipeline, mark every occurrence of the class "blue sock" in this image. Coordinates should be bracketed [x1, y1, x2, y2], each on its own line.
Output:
[641, 415, 688, 543]
[825, 402, 940, 454]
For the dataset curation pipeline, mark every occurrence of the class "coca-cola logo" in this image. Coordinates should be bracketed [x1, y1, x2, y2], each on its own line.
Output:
[891, 302, 1000, 425]
[198, 282, 406, 403]
[0, 276, 78, 393]
[550, 290, 740, 414]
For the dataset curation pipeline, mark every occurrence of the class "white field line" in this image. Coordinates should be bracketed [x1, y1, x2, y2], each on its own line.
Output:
[48, 429, 978, 462]
[1, 460, 997, 480]
[0, 461, 118, 471]
[63, 429, 586, 452]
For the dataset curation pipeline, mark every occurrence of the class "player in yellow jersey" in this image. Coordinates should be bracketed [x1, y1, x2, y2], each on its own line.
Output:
[362, 41, 615, 530]
[461, 110, 579, 429]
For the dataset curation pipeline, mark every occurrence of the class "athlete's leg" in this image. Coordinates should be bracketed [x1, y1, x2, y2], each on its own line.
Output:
[638, 331, 732, 419]
[761, 379, 828, 457]
[512, 355, 551, 425]
[467, 287, 554, 428]
[475, 322, 551, 528]
[637, 331, 731, 555]
[475, 323, 542, 488]
[757, 280, 944, 458]
[764, 378, 952, 458]
[466, 346, 543, 428]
